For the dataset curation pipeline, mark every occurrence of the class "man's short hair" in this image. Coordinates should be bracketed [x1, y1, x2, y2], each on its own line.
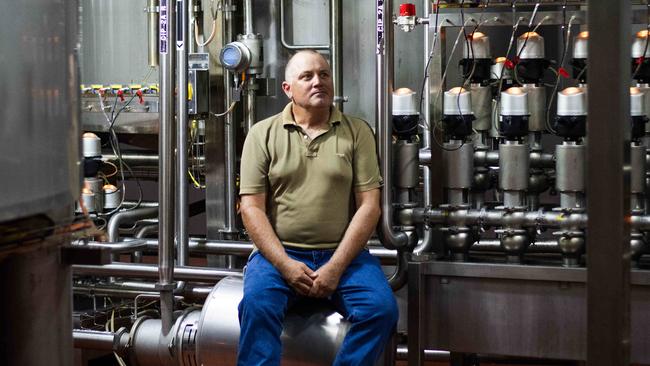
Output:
[284, 50, 329, 82]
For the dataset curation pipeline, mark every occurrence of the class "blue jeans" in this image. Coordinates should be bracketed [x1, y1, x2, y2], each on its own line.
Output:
[237, 248, 398, 366]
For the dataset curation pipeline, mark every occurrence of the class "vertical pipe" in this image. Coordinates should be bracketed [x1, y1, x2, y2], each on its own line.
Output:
[176, 0, 189, 267]
[147, 0, 160, 67]
[243, 0, 256, 134]
[330, 0, 343, 110]
[376, 0, 409, 250]
[587, 1, 630, 365]
[413, 0, 435, 257]
[158, 0, 176, 333]
[245, 79, 257, 133]
[244, 0, 253, 35]
[223, 0, 238, 237]
[188, 0, 196, 54]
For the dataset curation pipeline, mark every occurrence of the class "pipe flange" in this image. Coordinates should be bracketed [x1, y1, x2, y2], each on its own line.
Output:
[551, 230, 584, 238]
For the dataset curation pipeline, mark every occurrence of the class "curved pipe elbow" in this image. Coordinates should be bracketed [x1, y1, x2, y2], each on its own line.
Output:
[377, 215, 411, 250]
[388, 250, 409, 291]
[107, 207, 159, 242]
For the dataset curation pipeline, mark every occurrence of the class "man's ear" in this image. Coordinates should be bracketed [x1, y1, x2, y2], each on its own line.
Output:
[281, 81, 292, 100]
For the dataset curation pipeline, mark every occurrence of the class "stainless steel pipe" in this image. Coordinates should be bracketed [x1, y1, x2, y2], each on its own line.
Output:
[73, 329, 129, 355]
[222, 0, 238, 237]
[412, 0, 435, 258]
[107, 207, 159, 243]
[376, 0, 411, 250]
[147, 0, 159, 67]
[77, 238, 398, 261]
[158, 0, 176, 333]
[330, 0, 342, 110]
[176, 0, 189, 267]
[73, 263, 243, 282]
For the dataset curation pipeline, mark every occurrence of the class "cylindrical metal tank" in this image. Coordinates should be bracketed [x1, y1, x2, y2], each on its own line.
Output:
[80, 0, 158, 84]
[0, 2, 80, 366]
[196, 277, 351, 365]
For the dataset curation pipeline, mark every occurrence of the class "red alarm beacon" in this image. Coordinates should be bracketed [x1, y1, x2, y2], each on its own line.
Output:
[399, 3, 416, 17]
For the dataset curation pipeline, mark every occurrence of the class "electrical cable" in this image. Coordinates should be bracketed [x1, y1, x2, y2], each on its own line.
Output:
[632, 2, 650, 80]
[212, 101, 237, 117]
[545, 14, 576, 134]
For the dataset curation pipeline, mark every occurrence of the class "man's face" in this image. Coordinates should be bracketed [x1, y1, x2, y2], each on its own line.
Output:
[283, 53, 334, 109]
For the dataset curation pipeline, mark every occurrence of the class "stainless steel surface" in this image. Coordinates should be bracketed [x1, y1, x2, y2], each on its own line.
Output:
[73, 263, 243, 282]
[376, 0, 410, 250]
[82, 110, 160, 134]
[587, 2, 631, 365]
[499, 142, 529, 192]
[443, 142, 473, 190]
[331, 0, 342, 110]
[177, 0, 189, 267]
[556, 143, 585, 193]
[0, 0, 80, 222]
[631, 143, 646, 194]
[395, 141, 420, 189]
[521, 84, 546, 132]
[107, 207, 159, 242]
[474, 150, 555, 168]
[196, 277, 351, 365]
[470, 84, 492, 131]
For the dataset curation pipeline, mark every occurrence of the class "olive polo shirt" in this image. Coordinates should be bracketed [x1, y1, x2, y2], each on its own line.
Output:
[239, 103, 383, 249]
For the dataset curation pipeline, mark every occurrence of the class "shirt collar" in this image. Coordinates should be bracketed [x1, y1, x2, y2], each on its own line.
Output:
[282, 102, 342, 128]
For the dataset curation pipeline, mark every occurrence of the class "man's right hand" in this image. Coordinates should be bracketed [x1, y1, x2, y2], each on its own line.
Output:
[278, 259, 318, 296]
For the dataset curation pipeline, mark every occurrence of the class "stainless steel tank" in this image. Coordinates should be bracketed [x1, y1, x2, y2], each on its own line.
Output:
[0, 0, 81, 222]
[196, 277, 351, 365]
[0, 1, 80, 365]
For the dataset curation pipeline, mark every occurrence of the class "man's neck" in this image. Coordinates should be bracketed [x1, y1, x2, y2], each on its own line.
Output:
[291, 103, 331, 129]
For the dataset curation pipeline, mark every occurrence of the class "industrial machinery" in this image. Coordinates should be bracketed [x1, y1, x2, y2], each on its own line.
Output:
[2, 1, 650, 366]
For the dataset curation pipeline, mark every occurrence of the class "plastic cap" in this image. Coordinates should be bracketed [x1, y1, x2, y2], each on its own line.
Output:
[443, 87, 472, 115]
[632, 30, 650, 58]
[573, 31, 588, 59]
[463, 31, 491, 59]
[631, 87, 646, 116]
[500, 87, 529, 116]
[392, 88, 418, 115]
[517, 32, 545, 59]
[82, 132, 101, 158]
[557, 87, 587, 116]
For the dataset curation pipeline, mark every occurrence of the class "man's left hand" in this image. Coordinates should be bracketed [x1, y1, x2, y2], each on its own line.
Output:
[308, 264, 343, 298]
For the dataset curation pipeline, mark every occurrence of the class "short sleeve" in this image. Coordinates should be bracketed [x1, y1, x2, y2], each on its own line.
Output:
[239, 127, 270, 195]
[353, 121, 383, 192]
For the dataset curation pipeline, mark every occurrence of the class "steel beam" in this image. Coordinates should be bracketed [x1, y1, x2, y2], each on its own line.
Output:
[586, 1, 631, 364]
